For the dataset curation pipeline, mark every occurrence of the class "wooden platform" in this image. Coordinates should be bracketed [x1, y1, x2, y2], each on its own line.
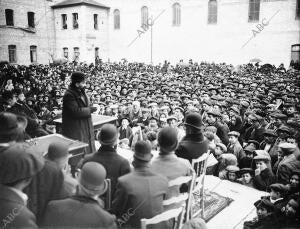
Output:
[204, 175, 268, 229]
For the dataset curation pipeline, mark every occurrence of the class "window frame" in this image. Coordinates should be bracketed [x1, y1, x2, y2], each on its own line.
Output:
[30, 45, 37, 63]
[172, 3, 181, 27]
[74, 47, 80, 62]
[27, 12, 35, 28]
[8, 45, 17, 63]
[248, 0, 260, 22]
[5, 9, 14, 26]
[208, 0, 218, 24]
[72, 13, 79, 29]
[63, 47, 69, 58]
[62, 14, 68, 29]
[114, 9, 120, 30]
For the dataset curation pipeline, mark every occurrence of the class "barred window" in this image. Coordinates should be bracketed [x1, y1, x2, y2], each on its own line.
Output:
[141, 6, 149, 28]
[248, 0, 260, 22]
[208, 0, 218, 24]
[114, 9, 120, 30]
[172, 3, 181, 26]
[8, 45, 17, 63]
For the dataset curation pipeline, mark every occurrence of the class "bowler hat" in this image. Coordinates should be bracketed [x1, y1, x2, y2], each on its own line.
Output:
[47, 142, 69, 161]
[133, 141, 153, 162]
[98, 124, 118, 146]
[0, 112, 28, 137]
[71, 72, 85, 84]
[183, 112, 203, 130]
[158, 127, 178, 153]
[78, 162, 108, 195]
[0, 143, 44, 184]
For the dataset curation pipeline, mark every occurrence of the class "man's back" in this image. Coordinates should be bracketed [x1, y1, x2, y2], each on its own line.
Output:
[112, 168, 169, 229]
[82, 145, 130, 197]
[42, 196, 117, 229]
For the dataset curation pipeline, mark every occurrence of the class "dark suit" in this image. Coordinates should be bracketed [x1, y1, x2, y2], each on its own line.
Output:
[24, 160, 67, 224]
[0, 185, 38, 229]
[112, 168, 169, 229]
[118, 126, 133, 140]
[42, 195, 117, 229]
[62, 85, 95, 154]
[175, 133, 209, 163]
[81, 145, 131, 197]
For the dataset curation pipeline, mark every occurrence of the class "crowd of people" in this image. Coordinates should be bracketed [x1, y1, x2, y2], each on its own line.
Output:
[0, 59, 300, 229]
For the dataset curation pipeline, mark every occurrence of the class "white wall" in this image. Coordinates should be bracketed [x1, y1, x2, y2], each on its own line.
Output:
[106, 0, 300, 66]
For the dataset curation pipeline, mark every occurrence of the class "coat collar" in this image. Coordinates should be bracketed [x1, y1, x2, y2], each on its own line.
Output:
[67, 86, 89, 106]
[0, 185, 27, 206]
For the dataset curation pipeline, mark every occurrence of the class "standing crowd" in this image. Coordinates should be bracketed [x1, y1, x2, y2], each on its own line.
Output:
[0, 60, 300, 229]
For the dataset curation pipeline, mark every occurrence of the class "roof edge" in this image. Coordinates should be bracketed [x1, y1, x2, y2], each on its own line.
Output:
[52, 2, 110, 10]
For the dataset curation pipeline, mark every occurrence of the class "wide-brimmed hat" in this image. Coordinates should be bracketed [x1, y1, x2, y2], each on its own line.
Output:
[98, 124, 118, 146]
[71, 72, 85, 84]
[0, 143, 44, 184]
[78, 162, 108, 196]
[278, 142, 296, 155]
[133, 141, 153, 162]
[183, 112, 203, 130]
[238, 168, 254, 176]
[253, 150, 271, 161]
[0, 112, 28, 137]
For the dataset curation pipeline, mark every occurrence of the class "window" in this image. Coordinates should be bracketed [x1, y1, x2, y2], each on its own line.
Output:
[296, 0, 300, 19]
[208, 0, 218, 24]
[28, 12, 35, 28]
[62, 14, 67, 29]
[30, 45, 37, 63]
[8, 45, 16, 63]
[94, 14, 98, 29]
[141, 6, 149, 28]
[114, 9, 120, 30]
[248, 0, 260, 22]
[95, 47, 99, 59]
[5, 9, 14, 26]
[172, 3, 181, 26]
[72, 13, 78, 29]
[74, 47, 80, 62]
[63, 47, 68, 58]
[291, 44, 300, 63]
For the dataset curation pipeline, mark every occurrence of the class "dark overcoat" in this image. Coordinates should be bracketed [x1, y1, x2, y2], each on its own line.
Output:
[62, 86, 95, 154]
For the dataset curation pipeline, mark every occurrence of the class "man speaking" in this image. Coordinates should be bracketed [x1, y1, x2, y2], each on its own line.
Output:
[62, 72, 97, 155]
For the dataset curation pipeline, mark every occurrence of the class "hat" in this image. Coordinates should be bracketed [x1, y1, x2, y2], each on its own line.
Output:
[0, 143, 44, 184]
[228, 131, 240, 137]
[278, 142, 296, 155]
[216, 143, 227, 153]
[269, 183, 289, 194]
[47, 142, 69, 161]
[71, 72, 85, 84]
[79, 162, 108, 195]
[0, 112, 28, 137]
[229, 106, 240, 115]
[239, 168, 254, 176]
[248, 140, 260, 149]
[133, 141, 153, 162]
[166, 116, 178, 122]
[254, 199, 275, 212]
[253, 150, 271, 161]
[277, 125, 290, 134]
[98, 124, 118, 146]
[244, 144, 256, 153]
[207, 109, 222, 117]
[183, 112, 203, 130]
[225, 165, 240, 173]
[158, 127, 178, 153]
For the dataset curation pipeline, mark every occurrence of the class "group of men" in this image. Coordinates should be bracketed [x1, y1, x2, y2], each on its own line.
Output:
[0, 59, 300, 228]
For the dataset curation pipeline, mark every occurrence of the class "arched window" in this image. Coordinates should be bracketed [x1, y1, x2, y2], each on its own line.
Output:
[248, 0, 260, 22]
[114, 9, 120, 30]
[172, 3, 181, 26]
[141, 6, 149, 28]
[208, 0, 218, 24]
